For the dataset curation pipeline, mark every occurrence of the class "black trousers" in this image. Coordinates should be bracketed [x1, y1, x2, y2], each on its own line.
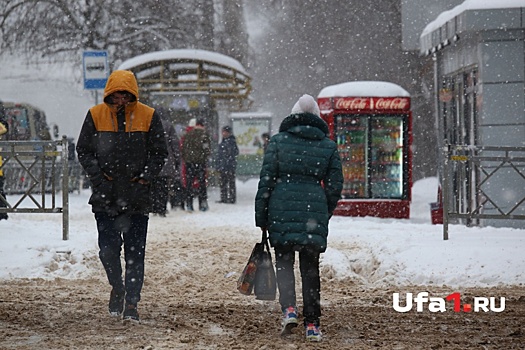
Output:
[0, 176, 7, 220]
[185, 162, 207, 204]
[219, 170, 236, 203]
[151, 176, 169, 214]
[95, 212, 149, 306]
[275, 246, 321, 325]
[169, 179, 185, 208]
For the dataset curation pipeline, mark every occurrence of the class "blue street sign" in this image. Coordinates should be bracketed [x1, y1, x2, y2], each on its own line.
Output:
[83, 51, 109, 90]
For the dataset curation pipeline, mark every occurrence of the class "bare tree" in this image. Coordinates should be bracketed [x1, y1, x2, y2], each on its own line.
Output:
[0, 0, 219, 64]
[214, 0, 249, 65]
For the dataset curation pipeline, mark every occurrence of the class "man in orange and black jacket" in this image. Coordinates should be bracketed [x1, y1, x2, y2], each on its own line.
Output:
[76, 70, 167, 322]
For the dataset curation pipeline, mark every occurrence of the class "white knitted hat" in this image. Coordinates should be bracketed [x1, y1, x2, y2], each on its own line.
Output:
[291, 94, 320, 117]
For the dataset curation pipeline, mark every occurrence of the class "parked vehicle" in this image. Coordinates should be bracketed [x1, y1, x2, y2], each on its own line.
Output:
[0, 102, 78, 194]
[1, 102, 53, 142]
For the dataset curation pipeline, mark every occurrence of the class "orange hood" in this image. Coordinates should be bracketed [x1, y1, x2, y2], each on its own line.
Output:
[103, 70, 139, 102]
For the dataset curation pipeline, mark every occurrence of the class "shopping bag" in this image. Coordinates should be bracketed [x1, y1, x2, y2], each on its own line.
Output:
[254, 234, 276, 300]
[237, 237, 265, 295]
[237, 230, 276, 300]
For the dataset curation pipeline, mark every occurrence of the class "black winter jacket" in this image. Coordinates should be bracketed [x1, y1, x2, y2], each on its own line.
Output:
[76, 70, 168, 214]
[217, 135, 239, 172]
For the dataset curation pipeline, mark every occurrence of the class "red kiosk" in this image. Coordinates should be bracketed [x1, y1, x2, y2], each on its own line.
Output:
[318, 81, 413, 219]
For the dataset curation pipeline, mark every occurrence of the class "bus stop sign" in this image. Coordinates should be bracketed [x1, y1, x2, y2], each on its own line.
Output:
[83, 50, 109, 90]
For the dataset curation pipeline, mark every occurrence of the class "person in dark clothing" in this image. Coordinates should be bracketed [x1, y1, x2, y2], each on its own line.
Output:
[262, 132, 270, 153]
[0, 101, 8, 221]
[255, 94, 343, 342]
[216, 125, 239, 204]
[151, 108, 181, 216]
[168, 133, 185, 212]
[76, 70, 168, 322]
[181, 118, 211, 212]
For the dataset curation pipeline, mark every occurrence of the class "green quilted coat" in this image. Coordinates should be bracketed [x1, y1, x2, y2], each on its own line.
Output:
[255, 112, 343, 253]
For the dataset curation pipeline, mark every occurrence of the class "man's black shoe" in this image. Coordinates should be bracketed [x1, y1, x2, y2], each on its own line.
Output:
[122, 303, 139, 322]
[108, 288, 125, 316]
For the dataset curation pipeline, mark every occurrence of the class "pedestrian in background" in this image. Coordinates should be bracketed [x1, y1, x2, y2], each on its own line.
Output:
[254, 94, 343, 342]
[172, 118, 197, 211]
[262, 132, 270, 153]
[0, 101, 8, 221]
[151, 107, 181, 216]
[216, 125, 239, 204]
[76, 70, 168, 322]
[181, 118, 211, 211]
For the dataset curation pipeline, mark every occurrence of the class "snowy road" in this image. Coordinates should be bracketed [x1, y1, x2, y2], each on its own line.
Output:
[1, 179, 524, 348]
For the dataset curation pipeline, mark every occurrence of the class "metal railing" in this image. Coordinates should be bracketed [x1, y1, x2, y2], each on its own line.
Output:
[442, 144, 525, 240]
[0, 136, 70, 240]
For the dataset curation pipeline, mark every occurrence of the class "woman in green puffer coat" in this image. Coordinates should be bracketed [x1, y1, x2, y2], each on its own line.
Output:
[255, 94, 343, 342]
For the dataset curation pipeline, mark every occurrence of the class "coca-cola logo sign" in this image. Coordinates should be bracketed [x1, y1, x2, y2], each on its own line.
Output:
[332, 97, 410, 111]
[334, 98, 370, 110]
[375, 97, 410, 110]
